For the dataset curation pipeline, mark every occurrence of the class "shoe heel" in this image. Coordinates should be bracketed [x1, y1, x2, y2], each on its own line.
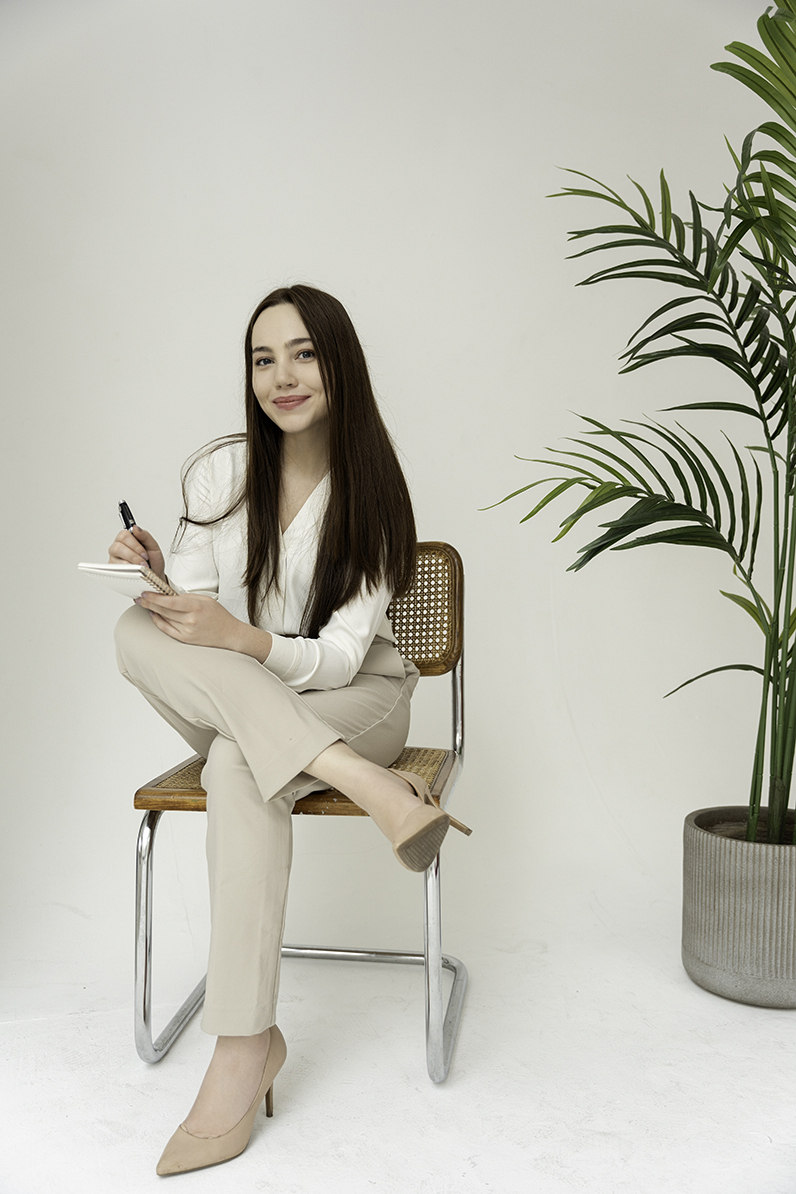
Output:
[447, 812, 472, 836]
[392, 768, 472, 837]
[265, 1084, 274, 1118]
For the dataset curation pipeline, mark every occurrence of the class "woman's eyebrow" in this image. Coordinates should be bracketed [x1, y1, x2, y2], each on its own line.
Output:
[251, 337, 313, 354]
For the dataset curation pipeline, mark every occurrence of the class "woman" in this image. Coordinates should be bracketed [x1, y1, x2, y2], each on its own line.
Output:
[110, 284, 469, 1177]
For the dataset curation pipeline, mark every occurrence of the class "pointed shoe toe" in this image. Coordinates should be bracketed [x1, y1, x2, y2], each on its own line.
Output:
[155, 1025, 287, 1177]
[156, 1122, 247, 1176]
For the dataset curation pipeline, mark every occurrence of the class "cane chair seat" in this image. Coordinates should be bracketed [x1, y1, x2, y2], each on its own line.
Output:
[133, 747, 453, 815]
[133, 541, 466, 1082]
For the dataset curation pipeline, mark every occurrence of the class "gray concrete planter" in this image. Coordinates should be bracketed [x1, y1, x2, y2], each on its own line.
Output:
[682, 807, 796, 1008]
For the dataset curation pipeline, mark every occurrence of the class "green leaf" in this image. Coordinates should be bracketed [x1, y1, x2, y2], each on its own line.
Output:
[599, 497, 711, 531]
[759, 11, 796, 82]
[480, 476, 578, 511]
[581, 270, 707, 290]
[629, 314, 735, 356]
[743, 305, 770, 347]
[619, 342, 753, 386]
[612, 525, 734, 554]
[547, 447, 636, 486]
[620, 423, 695, 505]
[758, 119, 796, 159]
[711, 61, 796, 135]
[679, 427, 736, 541]
[746, 443, 787, 463]
[720, 588, 770, 632]
[578, 415, 675, 498]
[725, 437, 752, 562]
[629, 295, 705, 343]
[660, 169, 672, 240]
[552, 482, 642, 540]
[670, 423, 725, 532]
[663, 401, 763, 420]
[627, 421, 707, 509]
[703, 227, 718, 281]
[516, 455, 610, 484]
[664, 663, 766, 698]
[747, 163, 796, 204]
[748, 455, 764, 577]
[723, 40, 796, 105]
[518, 478, 585, 523]
[569, 495, 715, 571]
[567, 237, 665, 261]
[734, 282, 763, 327]
[566, 438, 653, 490]
[629, 176, 655, 229]
[690, 191, 703, 266]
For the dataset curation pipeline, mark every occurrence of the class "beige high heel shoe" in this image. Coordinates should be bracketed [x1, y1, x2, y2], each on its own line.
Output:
[156, 1025, 287, 1177]
[390, 769, 472, 872]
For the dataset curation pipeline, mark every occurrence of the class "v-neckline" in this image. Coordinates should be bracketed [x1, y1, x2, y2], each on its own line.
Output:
[280, 472, 329, 538]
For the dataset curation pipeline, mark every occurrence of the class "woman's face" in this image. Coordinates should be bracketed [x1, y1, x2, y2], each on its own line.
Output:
[250, 303, 329, 439]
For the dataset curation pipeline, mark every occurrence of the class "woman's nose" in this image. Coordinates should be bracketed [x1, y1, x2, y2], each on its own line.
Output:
[274, 356, 296, 387]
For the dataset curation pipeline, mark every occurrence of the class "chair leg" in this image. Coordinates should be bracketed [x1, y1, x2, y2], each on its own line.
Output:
[423, 851, 468, 1083]
[134, 810, 206, 1063]
[133, 812, 467, 1079]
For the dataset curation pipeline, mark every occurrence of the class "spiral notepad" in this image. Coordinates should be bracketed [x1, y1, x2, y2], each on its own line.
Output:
[77, 562, 180, 599]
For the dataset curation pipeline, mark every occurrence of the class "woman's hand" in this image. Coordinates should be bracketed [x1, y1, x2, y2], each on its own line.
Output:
[138, 592, 273, 660]
[138, 592, 244, 651]
[109, 526, 167, 582]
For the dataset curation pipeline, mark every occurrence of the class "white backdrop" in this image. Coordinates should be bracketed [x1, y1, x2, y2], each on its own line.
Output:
[0, 0, 767, 1023]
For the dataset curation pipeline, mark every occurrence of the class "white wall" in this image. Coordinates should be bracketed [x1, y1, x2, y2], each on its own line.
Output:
[0, 0, 767, 1020]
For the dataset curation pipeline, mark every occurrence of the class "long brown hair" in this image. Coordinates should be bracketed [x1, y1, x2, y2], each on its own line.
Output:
[175, 284, 416, 635]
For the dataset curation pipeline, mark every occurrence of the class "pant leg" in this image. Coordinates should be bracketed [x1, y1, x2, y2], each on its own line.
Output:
[115, 604, 418, 1034]
[200, 734, 294, 1034]
[114, 604, 340, 800]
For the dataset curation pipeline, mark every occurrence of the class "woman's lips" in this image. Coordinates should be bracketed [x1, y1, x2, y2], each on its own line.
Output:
[273, 395, 310, 410]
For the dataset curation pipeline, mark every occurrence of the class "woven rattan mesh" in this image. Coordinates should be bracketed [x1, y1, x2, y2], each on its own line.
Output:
[388, 543, 463, 677]
[135, 746, 450, 814]
[153, 757, 205, 790]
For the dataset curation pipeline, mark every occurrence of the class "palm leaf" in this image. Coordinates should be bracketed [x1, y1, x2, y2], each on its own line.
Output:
[711, 60, 796, 136]
[518, 478, 586, 523]
[611, 525, 735, 555]
[721, 588, 770, 632]
[552, 482, 643, 540]
[664, 663, 766, 698]
[578, 415, 675, 498]
[568, 497, 714, 571]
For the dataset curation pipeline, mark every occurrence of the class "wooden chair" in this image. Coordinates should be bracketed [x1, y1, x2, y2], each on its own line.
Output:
[133, 541, 466, 1083]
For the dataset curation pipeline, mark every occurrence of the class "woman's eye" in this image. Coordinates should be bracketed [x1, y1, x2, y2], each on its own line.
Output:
[297, 349, 315, 360]
[254, 356, 273, 367]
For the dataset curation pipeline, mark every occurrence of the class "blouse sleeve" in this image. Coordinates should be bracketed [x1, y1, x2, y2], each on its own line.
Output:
[263, 581, 395, 692]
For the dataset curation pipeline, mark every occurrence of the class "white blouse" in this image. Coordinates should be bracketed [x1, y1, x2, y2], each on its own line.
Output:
[165, 440, 405, 692]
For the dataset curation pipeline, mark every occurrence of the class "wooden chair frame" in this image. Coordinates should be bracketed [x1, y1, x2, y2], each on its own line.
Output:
[133, 542, 466, 1083]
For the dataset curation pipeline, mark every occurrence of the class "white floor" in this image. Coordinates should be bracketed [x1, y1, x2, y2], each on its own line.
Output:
[3, 909, 795, 1194]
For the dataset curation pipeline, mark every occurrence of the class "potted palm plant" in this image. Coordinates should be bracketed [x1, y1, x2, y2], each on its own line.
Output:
[496, 3, 796, 1006]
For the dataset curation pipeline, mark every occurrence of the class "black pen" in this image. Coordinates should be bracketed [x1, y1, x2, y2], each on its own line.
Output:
[119, 500, 150, 567]
[119, 500, 136, 531]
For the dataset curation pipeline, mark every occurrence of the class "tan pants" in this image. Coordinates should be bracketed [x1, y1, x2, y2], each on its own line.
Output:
[114, 604, 419, 1035]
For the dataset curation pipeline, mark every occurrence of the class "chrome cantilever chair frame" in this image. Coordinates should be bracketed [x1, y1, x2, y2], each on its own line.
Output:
[133, 542, 466, 1083]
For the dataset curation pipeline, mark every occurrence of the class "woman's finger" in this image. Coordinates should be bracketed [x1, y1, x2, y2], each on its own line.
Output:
[148, 610, 179, 637]
[109, 528, 150, 564]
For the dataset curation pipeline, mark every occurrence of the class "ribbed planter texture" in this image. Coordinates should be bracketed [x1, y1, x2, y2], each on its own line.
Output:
[682, 807, 796, 1008]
